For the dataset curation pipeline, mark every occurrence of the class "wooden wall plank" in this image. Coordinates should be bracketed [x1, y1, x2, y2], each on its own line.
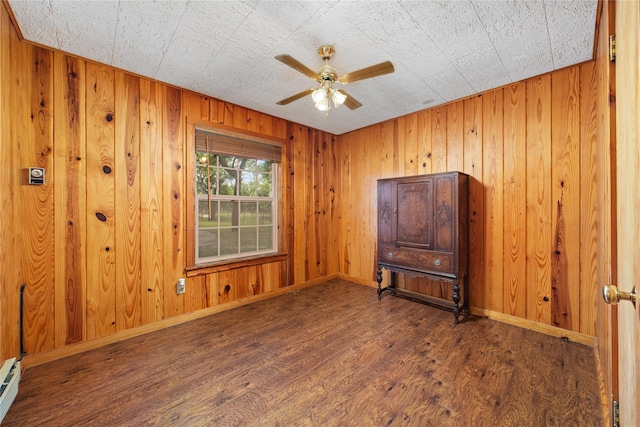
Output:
[446, 101, 464, 171]
[551, 67, 581, 331]
[338, 131, 352, 277]
[483, 89, 504, 313]
[217, 270, 237, 304]
[525, 74, 552, 325]
[187, 275, 207, 311]
[503, 82, 527, 318]
[291, 124, 308, 283]
[417, 110, 433, 175]
[21, 45, 55, 353]
[162, 86, 185, 317]
[463, 95, 484, 309]
[327, 134, 340, 276]
[114, 71, 141, 331]
[579, 62, 598, 337]
[53, 53, 87, 347]
[139, 79, 164, 324]
[402, 114, 418, 175]
[85, 63, 117, 339]
[311, 130, 323, 279]
[431, 106, 447, 173]
[0, 4, 13, 359]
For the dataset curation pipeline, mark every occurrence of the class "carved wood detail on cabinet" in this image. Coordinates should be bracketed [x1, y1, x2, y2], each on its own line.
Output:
[376, 172, 469, 323]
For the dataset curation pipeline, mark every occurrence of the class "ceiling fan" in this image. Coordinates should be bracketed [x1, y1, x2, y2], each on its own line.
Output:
[275, 45, 394, 113]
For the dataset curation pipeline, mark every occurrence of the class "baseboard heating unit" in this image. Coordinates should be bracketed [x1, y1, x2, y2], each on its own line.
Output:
[0, 358, 20, 423]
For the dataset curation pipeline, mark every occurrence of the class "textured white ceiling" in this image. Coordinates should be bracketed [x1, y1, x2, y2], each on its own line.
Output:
[8, 0, 597, 135]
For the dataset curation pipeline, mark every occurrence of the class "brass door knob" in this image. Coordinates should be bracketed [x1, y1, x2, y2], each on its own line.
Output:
[602, 284, 636, 307]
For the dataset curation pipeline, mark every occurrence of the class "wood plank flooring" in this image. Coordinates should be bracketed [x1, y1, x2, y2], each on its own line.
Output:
[3, 279, 603, 426]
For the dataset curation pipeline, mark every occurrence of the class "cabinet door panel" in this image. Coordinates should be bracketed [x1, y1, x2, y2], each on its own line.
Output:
[377, 181, 394, 244]
[396, 180, 433, 248]
[434, 175, 454, 252]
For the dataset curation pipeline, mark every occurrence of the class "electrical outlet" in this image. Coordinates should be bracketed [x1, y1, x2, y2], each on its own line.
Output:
[177, 278, 186, 295]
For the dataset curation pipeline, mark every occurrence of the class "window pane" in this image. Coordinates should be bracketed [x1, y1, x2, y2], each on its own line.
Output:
[256, 173, 272, 197]
[219, 155, 242, 169]
[258, 226, 273, 251]
[240, 201, 257, 226]
[220, 201, 238, 226]
[198, 200, 219, 227]
[198, 229, 218, 258]
[257, 159, 271, 173]
[240, 170, 256, 196]
[240, 228, 257, 253]
[208, 169, 218, 195]
[258, 201, 272, 225]
[219, 228, 238, 256]
[219, 168, 237, 196]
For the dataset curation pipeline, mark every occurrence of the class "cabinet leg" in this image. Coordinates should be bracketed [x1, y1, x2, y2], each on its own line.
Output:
[376, 267, 383, 300]
[452, 280, 461, 324]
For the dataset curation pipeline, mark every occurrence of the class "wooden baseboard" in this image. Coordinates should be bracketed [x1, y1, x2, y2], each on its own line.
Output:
[469, 307, 596, 346]
[22, 278, 326, 369]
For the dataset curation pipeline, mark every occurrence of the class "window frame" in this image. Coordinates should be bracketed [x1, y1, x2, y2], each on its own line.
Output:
[186, 123, 285, 269]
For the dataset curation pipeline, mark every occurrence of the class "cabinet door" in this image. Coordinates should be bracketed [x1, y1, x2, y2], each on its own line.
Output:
[395, 179, 433, 249]
[377, 181, 394, 244]
[434, 174, 454, 252]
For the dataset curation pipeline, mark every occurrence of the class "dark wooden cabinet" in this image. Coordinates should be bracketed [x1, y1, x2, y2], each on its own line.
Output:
[376, 171, 469, 323]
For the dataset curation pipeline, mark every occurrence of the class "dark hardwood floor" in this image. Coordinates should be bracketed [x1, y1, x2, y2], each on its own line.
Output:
[4, 279, 603, 426]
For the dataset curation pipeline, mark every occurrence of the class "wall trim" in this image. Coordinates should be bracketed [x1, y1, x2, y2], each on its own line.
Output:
[469, 307, 596, 346]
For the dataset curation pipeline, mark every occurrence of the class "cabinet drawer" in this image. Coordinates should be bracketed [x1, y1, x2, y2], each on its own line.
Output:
[378, 246, 455, 275]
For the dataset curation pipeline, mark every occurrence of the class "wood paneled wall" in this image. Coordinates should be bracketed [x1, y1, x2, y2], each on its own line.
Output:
[338, 63, 599, 336]
[0, 0, 611, 363]
[0, 2, 332, 361]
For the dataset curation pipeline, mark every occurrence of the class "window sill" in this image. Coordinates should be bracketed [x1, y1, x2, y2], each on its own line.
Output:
[185, 253, 287, 278]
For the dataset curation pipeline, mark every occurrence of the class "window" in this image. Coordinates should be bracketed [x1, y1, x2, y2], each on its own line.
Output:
[195, 129, 281, 264]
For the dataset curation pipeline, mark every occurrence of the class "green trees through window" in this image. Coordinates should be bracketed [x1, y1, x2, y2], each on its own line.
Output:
[195, 151, 277, 263]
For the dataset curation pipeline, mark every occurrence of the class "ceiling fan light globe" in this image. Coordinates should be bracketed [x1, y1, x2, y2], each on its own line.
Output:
[312, 87, 328, 104]
[315, 100, 330, 111]
[331, 89, 346, 107]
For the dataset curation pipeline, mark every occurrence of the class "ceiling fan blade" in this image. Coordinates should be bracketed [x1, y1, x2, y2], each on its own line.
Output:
[337, 90, 362, 110]
[275, 54, 319, 80]
[338, 61, 395, 84]
[276, 89, 314, 106]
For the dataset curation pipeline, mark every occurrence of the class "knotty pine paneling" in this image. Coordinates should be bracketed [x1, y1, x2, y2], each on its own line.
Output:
[463, 96, 484, 310]
[85, 63, 117, 340]
[53, 54, 87, 348]
[0, 3, 296, 359]
[550, 67, 581, 331]
[115, 71, 142, 332]
[525, 74, 553, 326]
[340, 63, 599, 336]
[139, 79, 165, 325]
[503, 82, 527, 319]
[162, 86, 184, 319]
[579, 62, 598, 339]
[21, 45, 55, 352]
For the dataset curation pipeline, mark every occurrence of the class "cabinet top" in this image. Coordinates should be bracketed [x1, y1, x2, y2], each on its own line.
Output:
[376, 171, 469, 183]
